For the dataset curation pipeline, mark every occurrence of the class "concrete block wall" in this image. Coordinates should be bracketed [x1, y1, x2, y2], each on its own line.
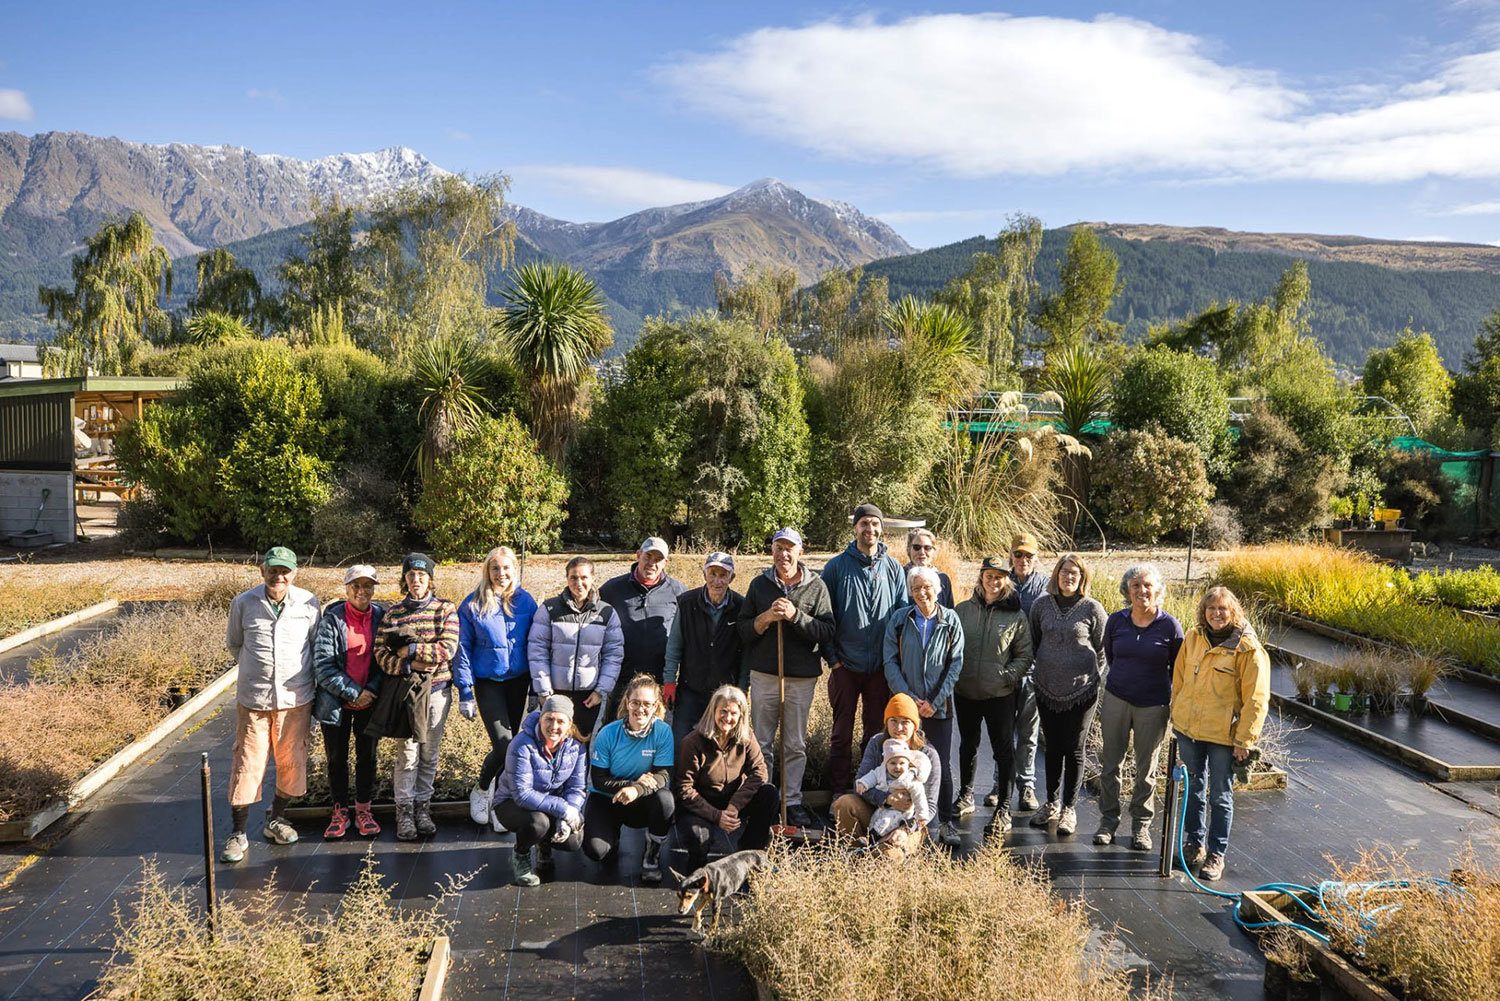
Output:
[0, 471, 74, 542]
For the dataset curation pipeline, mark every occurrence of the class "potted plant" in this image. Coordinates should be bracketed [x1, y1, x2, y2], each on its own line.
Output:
[1331, 664, 1356, 713]
[1328, 496, 1354, 530]
[1366, 661, 1402, 715]
[1403, 651, 1451, 715]
[1312, 665, 1337, 712]
[1292, 662, 1315, 704]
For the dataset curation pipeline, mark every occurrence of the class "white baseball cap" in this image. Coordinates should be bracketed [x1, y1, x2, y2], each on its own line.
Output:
[343, 564, 379, 585]
[640, 537, 670, 557]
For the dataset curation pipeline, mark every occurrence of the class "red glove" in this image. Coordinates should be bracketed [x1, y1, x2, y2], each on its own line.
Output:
[662, 683, 677, 709]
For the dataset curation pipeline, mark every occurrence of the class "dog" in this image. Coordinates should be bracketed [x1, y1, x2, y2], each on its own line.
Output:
[667, 849, 769, 935]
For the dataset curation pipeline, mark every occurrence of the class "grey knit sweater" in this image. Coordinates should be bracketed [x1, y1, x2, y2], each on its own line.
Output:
[1027, 594, 1108, 711]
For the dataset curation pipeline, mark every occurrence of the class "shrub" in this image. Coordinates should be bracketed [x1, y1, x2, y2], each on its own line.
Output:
[1226, 404, 1340, 543]
[412, 412, 567, 558]
[1090, 428, 1212, 543]
[308, 463, 406, 563]
[1196, 501, 1243, 550]
[95, 854, 464, 1001]
[1112, 347, 1234, 478]
[1374, 448, 1456, 537]
[721, 841, 1160, 1001]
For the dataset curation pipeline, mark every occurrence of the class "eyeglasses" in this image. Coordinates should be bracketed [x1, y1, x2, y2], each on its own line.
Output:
[627, 700, 657, 711]
[1011, 551, 1035, 559]
[910, 544, 934, 552]
[348, 582, 376, 591]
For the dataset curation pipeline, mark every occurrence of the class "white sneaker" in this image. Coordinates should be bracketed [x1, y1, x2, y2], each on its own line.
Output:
[491, 806, 510, 835]
[1029, 800, 1060, 827]
[469, 782, 492, 826]
[1057, 806, 1077, 836]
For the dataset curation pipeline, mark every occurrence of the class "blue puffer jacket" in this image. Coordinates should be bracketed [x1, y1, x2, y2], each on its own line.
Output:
[527, 588, 625, 698]
[821, 540, 909, 673]
[312, 600, 386, 726]
[882, 605, 966, 720]
[453, 588, 538, 699]
[493, 710, 588, 823]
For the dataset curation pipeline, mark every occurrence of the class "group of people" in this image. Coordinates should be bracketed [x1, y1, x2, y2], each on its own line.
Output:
[221, 504, 1269, 887]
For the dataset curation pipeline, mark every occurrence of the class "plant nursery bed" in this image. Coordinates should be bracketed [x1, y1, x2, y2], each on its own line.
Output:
[0, 665, 236, 842]
[1238, 890, 1399, 1001]
[1269, 610, 1500, 684]
[1267, 661, 1500, 781]
[0, 597, 118, 655]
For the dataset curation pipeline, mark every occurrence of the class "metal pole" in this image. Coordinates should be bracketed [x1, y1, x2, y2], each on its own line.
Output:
[1185, 525, 1196, 585]
[200, 752, 217, 938]
[777, 621, 788, 831]
[1158, 736, 1179, 877]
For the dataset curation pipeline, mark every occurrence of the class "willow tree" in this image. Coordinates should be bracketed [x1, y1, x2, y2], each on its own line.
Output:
[1034, 226, 1122, 352]
[935, 213, 1042, 381]
[187, 247, 263, 327]
[360, 173, 515, 360]
[498, 262, 614, 464]
[38, 212, 172, 375]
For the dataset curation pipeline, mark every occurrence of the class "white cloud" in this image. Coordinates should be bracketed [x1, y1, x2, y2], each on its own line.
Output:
[447, 128, 472, 142]
[509, 164, 734, 210]
[246, 87, 286, 106]
[656, 13, 1500, 185]
[0, 89, 34, 121]
[1441, 200, 1500, 215]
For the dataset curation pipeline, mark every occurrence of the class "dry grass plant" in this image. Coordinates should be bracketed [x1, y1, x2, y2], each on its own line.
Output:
[1317, 845, 1500, 1001]
[924, 424, 1067, 559]
[35, 603, 230, 692]
[0, 577, 112, 639]
[94, 851, 469, 1001]
[720, 839, 1169, 1001]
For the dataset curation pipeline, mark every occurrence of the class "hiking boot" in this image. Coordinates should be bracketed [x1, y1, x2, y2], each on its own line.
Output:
[1029, 800, 1059, 827]
[220, 831, 249, 863]
[1182, 842, 1205, 870]
[940, 820, 962, 846]
[641, 834, 665, 883]
[1130, 828, 1153, 852]
[1018, 786, 1040, 812]
[354, 802, 380, 837]
[786, 804, 816, 830]
[955, 789, 976, 819]
[415, 800, 437, 836]
[323, 804, 349, 840]
[1057, 806, 1077, 836]
[536, 842, 555, 873]
[263, 815, 298, 845]
[512, 846, 540, 887]
[396, 803, 418, 841]
[986, 808, 1012, 837]
[1093, 827, 1115, 845]
[983, 779, 1002, 809]
[469, 781, 493, 826]
[1200, 852, 1225, 881]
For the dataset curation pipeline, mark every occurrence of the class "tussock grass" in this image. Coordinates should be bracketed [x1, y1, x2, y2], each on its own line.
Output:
[1217, 545, 1500, 675]
[0, 599, 229, 822]
[925, 426, 1066, 559]
[95, 851, 466, 1001]
[721, 839, 1168, 1001]
[1318, 846, 1500, 1001]
[0, 578, 112, 639]
[1408, 565, 1500, 611]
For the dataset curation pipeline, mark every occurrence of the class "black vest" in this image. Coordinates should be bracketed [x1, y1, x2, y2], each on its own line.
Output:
[676, 586, 745, 696]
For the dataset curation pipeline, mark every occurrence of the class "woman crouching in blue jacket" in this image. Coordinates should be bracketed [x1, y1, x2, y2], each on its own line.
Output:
[492, 695, 588, 887]
[456, 546, 539, 828]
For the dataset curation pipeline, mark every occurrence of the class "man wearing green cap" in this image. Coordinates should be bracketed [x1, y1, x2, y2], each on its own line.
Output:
[221, 546, 323, 863]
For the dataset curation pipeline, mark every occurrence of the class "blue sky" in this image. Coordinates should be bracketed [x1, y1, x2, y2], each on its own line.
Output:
[7, 1, 1500, 249]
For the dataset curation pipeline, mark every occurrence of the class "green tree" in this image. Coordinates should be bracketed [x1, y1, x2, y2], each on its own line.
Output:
[1450, 311, 1500, 447]
[276, 199, 365, 340]
[1224, 404, 1338, 542]
[934, 213, 1042, 381]
[413, 412, 568, 557]
[1112, 347, 1234, 478]
[498, 262, 614, 464]
[1149, 261, 1312, 387]
[881, 296, 983, 406]
[800, 265, 889, 354]
[1039, 345, 1112, 437]
[184, 311, 256, 346]
[1034, 227, 1122, 351]
[187, 248, 263, 327]
[1361, 330, 1451, 436]
[1091, 428, 1212, 543]
[715, 266, 801, 341]
[38, 212, 172, 375]
[360, 174, 515, 360]
[410, 334, 491, 483]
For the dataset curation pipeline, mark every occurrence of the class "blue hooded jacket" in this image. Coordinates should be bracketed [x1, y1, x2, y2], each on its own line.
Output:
[493, 710, 589, 823]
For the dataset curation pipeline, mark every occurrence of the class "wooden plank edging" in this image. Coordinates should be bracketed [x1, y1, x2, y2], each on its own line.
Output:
[1239, 890, 1399, 1001]
[0, 664, 237, 843]
[0, 598, 118, 655]
[418, 935, 450, 1001]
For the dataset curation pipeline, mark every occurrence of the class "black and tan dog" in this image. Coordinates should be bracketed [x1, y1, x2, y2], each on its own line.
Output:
[668, 849, 770, 935]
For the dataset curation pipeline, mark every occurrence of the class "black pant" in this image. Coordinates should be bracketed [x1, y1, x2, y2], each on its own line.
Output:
[556, 689, 604, 742]
[582, 789, 675, 861]
[1038, 696, 1100, 808]
[671, 686, 712, 747]
[924, 712, 955, 822]
[493, 798, 585, 852]
[322, 707, 378, 805]
[475, 676, 531, 788]
[675, 783, 779, 860]
[955, 691, 1017, 808]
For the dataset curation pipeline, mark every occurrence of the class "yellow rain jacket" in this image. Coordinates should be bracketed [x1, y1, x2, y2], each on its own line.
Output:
[1170, 627, 1270, 749]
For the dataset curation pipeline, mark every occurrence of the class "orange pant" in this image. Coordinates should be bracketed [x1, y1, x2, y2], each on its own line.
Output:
[228, 703, 312, 807]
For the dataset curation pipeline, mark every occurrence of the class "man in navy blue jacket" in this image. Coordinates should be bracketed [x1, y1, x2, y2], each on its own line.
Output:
[600, 537, 686, 719]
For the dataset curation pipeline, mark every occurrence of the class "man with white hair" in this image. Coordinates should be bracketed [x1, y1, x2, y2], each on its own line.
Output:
[600, 536, 686, 719]
[663, 551, 745, 744]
